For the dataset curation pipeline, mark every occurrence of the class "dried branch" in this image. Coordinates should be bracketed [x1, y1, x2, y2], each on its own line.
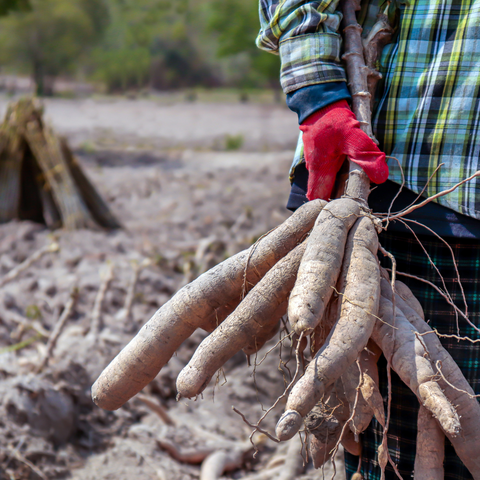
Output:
[116, 258, 152, 323]
[381, 163, 444, 219]
[435, 360, 480, 399]
[253, 330, 294, 368]
[362, 12, 394, 106]
[232, 407, 280, 444]
[0, 306, 49, 337]
[397, 217, 468, 321]
[36, 283, 78, 373]
[341, 0, 373, 138]
[87, 262, 114, 337]
[394, 218, 460, 332]
[385, 170, 480, 221]
[384, 155, 406, 226]
[387, 268, 479, 335]
[330, 360, 363, 460]
[0, 241, 59, 288]
[426, 329, 480, 344]
[341, 0, 373, 201]
[9, 449, 48, 480]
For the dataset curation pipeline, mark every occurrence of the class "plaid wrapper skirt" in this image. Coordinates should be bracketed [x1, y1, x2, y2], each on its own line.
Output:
[344, 229, 480, 480]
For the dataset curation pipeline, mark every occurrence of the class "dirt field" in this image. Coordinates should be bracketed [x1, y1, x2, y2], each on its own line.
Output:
[0, 94, 299, 152]
[0, 94, 345, 480]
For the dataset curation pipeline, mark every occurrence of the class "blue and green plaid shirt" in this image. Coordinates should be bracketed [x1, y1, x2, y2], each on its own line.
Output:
[257, 0, 480, 220]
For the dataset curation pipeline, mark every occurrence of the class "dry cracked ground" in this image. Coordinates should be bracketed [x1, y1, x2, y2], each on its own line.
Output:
[0, 94, 345, 480]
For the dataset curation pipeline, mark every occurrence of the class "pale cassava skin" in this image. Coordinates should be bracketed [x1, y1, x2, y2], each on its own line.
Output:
[395, 279, 425, 320]
[201, 301, 240, 333]
[276, 216, 380, 440]
[242, 311, 282, 356]
[309, 293, 340, 357]
[176, 242, 307, 398]
[288, 198, 361, 336]
[380, 279, 480, 478]
[414, 405, 445, 480]
[91, 200, 326, 411]
[373, 297, 461, 438]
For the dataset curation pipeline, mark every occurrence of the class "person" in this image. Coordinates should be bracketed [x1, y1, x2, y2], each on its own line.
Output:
[256, 1, 480, 479]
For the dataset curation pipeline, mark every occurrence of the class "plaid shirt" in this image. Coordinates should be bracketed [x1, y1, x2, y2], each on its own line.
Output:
[256, 0, 347, 92]
[257, 0, 480, 221]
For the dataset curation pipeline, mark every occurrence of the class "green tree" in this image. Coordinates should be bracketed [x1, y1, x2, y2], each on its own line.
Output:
[0, 0, 108, 95]
[0, 0, 30, 16]
[207, 0, 280, 89]
[0, 0, 280, 94]
[90, 0, 167, 92]
[91, 0, 216, 92]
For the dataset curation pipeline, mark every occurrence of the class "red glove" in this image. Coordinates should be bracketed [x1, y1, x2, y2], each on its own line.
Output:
[299, 99, 389, 201]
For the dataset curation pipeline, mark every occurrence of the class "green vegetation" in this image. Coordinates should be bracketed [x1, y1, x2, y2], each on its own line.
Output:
[0, 0, 109, 95]
[207, 0, 279, 89]
[225, 134, 244, 151]
[0, 0, 281, 95]
[0, 0, 30, 16]
[25, 304, 42, 320]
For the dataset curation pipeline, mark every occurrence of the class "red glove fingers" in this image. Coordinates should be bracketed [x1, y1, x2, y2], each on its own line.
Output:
[299, 99, 389, 201]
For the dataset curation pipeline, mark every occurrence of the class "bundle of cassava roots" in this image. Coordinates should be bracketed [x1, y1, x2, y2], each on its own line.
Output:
[92, 0, 480, 478]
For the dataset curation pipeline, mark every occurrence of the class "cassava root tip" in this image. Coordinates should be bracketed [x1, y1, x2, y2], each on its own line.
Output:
[275, 409, 303, 441]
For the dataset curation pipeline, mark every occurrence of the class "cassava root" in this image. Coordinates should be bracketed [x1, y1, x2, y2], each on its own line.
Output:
[381, 278, 480, 476]
[276, 215, 380, 440]
[176, 242, 306, 398]
[288, 198, 361, 335]
[414, 405, 444, 480]
[92, 199, 326, 410]
[374, 296, 461, 437]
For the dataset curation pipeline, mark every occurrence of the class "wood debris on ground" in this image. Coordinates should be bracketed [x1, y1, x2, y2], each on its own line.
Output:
[0, 97, 120, 230]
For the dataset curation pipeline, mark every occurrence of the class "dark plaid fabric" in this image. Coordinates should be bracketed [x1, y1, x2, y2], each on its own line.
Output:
[345, 229, 480, 480]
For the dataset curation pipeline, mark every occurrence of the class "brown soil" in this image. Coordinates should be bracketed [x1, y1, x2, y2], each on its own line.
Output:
[0, 95, 345, 480]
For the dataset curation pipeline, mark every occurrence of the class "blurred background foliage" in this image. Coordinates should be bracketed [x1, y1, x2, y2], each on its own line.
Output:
[0, 0, 281, 95]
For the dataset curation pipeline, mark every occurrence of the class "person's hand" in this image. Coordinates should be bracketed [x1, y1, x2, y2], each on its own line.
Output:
[299, 99, 389, 201]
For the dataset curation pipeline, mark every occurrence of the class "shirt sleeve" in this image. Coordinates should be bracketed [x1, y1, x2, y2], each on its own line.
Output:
[256, 0, 347, 93]
[286, 81, 351, 123]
